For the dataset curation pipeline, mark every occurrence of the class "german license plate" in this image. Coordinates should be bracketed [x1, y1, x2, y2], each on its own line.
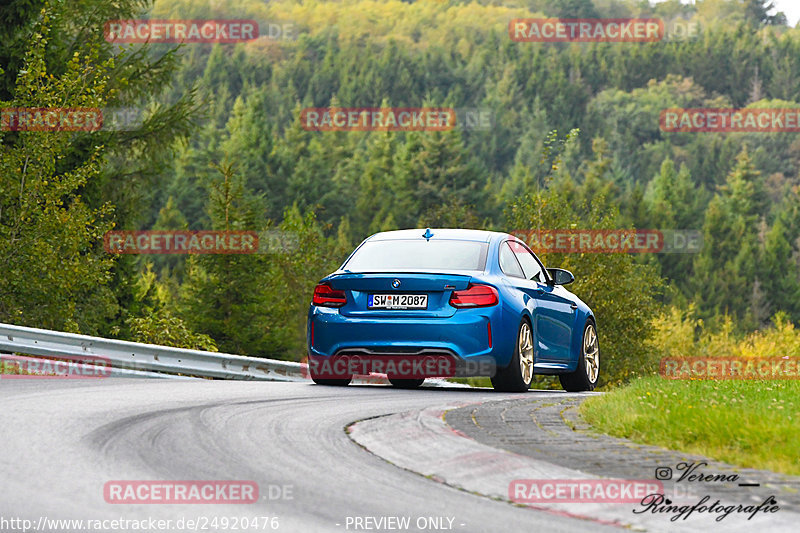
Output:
[368, 294, 427, 310]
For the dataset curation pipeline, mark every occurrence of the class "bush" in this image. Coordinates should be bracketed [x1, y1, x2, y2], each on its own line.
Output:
[128, 311, 218, 352]
[507, 190, 664, 388]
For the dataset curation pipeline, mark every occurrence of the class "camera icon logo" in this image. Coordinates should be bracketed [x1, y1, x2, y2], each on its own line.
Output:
[655, 467, 673, 480]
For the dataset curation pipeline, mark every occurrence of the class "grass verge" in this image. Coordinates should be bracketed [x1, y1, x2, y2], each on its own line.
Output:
[581, 376, 800, 476]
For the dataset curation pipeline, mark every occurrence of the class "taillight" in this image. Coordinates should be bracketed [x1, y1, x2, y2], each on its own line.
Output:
[449, 284, 499, 308]
[312, 283, 347, 307]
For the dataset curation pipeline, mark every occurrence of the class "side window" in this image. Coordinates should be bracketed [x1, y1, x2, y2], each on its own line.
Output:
[499, 242, 525, 278]
[512, 242, 545, 283]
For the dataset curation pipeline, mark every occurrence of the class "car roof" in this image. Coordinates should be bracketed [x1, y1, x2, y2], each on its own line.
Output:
[366, 228, 509, 243]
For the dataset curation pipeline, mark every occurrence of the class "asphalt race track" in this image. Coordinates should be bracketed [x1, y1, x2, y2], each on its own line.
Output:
[0, 380, 796, 532]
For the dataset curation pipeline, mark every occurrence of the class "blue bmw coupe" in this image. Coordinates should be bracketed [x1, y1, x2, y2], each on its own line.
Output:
[307, 229, 599, 392]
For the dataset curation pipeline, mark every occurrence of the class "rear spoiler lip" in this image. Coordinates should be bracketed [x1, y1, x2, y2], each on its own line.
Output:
[323, 271, 479, 292]
[328, 270, 482, 278]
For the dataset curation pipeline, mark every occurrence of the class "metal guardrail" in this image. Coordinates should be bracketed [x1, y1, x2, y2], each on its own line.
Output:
[0, 323, 468, 387]
[0, 353, 196, 379]
[0, 323, 305, 381]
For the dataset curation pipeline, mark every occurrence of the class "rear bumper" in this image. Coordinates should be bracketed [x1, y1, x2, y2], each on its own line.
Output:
[307, 305, 505, 376]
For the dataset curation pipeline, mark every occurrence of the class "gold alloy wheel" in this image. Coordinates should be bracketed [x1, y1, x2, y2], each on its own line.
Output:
[518, 321, 534, 384]
[584, 323, 599, 383]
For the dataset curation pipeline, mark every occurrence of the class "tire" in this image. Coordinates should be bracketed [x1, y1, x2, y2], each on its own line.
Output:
[311, 377, 352, 386]
[388, 378, 425, 389]
[491, 318, 534, 392]
[559, 320, 599, 392]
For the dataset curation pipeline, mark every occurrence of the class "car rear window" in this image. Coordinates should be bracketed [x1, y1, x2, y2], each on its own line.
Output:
[343, 239, 488, 272]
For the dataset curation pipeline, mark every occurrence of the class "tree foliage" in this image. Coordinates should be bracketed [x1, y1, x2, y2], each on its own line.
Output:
[4, 0, 800, 374]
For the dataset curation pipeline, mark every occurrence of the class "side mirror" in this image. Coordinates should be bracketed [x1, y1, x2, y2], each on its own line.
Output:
[546, 268, 575, 286]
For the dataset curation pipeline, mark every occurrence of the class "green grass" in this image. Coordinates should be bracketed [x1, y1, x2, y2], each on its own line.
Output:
[447, 377, 492, 388]
[581, 376, 800, 476]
